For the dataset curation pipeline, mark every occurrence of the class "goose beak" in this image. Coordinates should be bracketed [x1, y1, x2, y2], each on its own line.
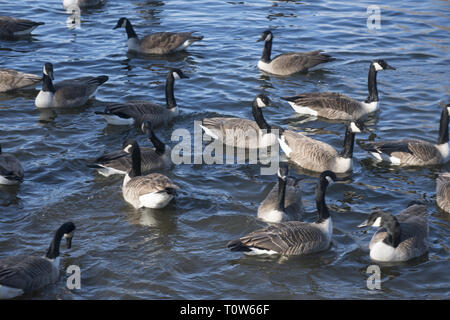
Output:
[358, 220, 369, 228]
[65, 235, 73, 249]
[181, 74, 189, 79]
[113, 23, 120, 30]
[385, 63, 396, 70]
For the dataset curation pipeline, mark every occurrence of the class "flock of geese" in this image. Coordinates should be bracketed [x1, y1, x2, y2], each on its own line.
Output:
[0, 3, 448, 299]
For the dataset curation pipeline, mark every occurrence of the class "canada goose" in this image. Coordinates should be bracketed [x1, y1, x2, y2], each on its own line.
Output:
[88, 121, 172, 176]
[227, 171, 339, 256]
[63, 0, 103, 9]
[257, 162, 304, 223]
[35, 62, 108, 109]
[256, 30, 334, 76]
[0, 68, 41, 92]
[200, 94, 280, 149]
[0, 222, 75, 299]
[122, 140, 179, 209]
[358, 203, 428, 262]
[96, 68, 188, 127]
[358, 104, 450, 166]
[278, 121, 365, 173]
[282, 60, 396, 120]
[0, 16, 44, 39]
[0, 144, 24, 185]
[436, 172, 450, 213]
[113, 17, 203, 55]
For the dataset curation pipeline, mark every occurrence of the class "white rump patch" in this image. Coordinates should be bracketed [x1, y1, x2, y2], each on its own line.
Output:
[97, 166, 127, 177]
[103, 114, 135, 126]
[259, 210, 286, 224]
[0, 285, 24, 299]
[288, 102, 319, 116]
[244, 247, 279, 256]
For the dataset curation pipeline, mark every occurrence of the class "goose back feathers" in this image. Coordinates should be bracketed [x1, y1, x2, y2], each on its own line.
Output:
[0, 68, 41, 92]
[200, 94, 279, 149]
[0, 16, 44, 39]
[0, 145, 24, 185]
[278, 121, 365, 173]
[436, 172, 450, 213]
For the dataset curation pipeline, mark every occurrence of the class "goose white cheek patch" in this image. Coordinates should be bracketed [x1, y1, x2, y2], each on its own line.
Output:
[325, 176, 334, 185]
[256, 97, 266, 108]
[172, 72, 181, 80]
[350, 122, 361, 133]
[372, 216, 382, 227]
[373, 62, 383, 71]
[265, 34, 272, 41]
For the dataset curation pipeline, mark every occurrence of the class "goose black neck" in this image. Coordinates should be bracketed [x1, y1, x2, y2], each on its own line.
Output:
[379, 212, 401, 248]
[315, 181, 330, 223]
[261, 39, 272, 63]
[165, 73, 176, 109]
[252, 100, 271, 132]
[149, 132, 166, 156]
[130, 144, 142, 177]
[437, 106, 449, 145]
[340, 126, 355, 159]
[365, 65, 379, 103]
[275, 175, 286, 212]
[125, 19, 138, 39]
[42, 74, 55, 93]
[45, 227, 66, 259]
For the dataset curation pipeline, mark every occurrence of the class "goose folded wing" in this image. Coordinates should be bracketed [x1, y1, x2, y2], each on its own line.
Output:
[0, 256, 54, 292]
[238, 222, 327, 256]
[140, 32, 193, 52]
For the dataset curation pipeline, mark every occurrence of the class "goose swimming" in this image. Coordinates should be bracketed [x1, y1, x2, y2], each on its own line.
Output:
[257, 30, 334, 76]
[283, 60, 395, 120]
[113, 17, 203, 55]
[358, 203, 429, 262]
[35, 62, 108, 109]
[0, 222, 75, 299]
[227, 171, 339, 256]
[96, 69, 188, 127]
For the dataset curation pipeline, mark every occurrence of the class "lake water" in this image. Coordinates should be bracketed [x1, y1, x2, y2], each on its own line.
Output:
[0, 0, 449, 299]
